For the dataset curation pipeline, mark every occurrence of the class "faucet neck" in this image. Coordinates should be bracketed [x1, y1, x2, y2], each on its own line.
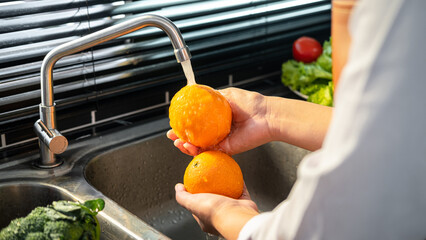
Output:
[40, 14, 191, 108]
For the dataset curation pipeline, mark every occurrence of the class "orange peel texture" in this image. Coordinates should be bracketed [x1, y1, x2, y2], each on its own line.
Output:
[183, 150, 244, 199]
[169, 84, 232, 148]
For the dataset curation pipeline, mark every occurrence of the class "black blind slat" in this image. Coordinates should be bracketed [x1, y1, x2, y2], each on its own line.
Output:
[0, 4, 114, 33]
[123, 1, 328, 38]
[0, 0, 115, 18]
[118, 0, 272, 22]
[111, 0, 202, 15]
[0, 37, 77, 65]
[0, 18, 113, 48]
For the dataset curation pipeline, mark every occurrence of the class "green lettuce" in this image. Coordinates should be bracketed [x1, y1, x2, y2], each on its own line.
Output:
[281, 38, 333, 106]
[316, 39, 332, 72]
[307, 81, 333, 107]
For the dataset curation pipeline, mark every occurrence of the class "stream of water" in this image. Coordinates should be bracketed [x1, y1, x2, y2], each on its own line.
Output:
[181, 60, 196, 85]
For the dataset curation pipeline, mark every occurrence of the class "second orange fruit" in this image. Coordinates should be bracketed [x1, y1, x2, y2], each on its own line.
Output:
[184, 150, 244, 199]
[169, 84, 232, 148]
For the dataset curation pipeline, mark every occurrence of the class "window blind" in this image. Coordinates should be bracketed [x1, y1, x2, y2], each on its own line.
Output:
[0, 0, 331, 158]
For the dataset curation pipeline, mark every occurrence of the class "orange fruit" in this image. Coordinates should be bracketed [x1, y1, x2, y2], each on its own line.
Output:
[169, 84, 232, 148]
[183, 150, 244, 199]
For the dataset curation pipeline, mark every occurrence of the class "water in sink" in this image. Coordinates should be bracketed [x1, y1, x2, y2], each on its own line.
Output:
[85, 133, 309, 239]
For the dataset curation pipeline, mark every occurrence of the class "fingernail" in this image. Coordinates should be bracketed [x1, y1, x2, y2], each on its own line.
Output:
[175, 183, 184, 191]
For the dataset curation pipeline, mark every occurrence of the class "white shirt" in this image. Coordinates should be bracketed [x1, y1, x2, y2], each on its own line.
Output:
[238, 0, 426, 239]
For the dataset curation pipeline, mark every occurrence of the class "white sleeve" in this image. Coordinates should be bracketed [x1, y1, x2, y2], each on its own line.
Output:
[237, 212, 275, 240]
[239, 0, 426, 239]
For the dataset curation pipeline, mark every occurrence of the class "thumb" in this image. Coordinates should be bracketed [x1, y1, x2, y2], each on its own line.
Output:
[175, 183, 195, 211]
[218, 130, 243, 156]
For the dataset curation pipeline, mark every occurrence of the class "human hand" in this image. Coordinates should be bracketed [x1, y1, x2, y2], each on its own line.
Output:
[167, 87, 274, 156]
[175, 183, 259, 240]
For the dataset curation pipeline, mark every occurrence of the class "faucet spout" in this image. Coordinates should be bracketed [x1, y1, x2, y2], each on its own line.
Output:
[35, 14, 191, 168]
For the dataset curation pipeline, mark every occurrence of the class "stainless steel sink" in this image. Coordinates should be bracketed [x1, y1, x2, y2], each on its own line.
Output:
[0, 181, 164, 240]
[0, 182, 76, 229]
[85, 133, 310, 240]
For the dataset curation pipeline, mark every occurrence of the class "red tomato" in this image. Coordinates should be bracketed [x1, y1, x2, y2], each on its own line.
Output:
[292, 36, 323, 63]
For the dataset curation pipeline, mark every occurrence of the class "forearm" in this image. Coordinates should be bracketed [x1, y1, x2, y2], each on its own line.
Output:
[266, 97, 333, 151]
[213, 203, 259, 240]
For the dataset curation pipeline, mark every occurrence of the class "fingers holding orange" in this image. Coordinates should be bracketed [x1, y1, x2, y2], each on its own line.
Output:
[175, 139, 200, 156]
[167, 129, 199, 156]
[173, 139, 191, 155]
[239, 183, 251, 201]
[167, 129, 178, 141]
[183, 142, 201, 156]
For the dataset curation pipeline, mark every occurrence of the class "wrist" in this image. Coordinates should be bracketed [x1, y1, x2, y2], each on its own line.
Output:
[212, 200, 259, 240]
[264, 96, 287, 142]
[264, 97, 333, 150]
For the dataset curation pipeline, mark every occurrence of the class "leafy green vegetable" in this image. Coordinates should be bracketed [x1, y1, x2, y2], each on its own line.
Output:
[0, 199, 105, 240]
[307, 81, 334, 107]
[316, 39, 332, 72]
[82, 199, 105, 214]
[281, 38, 333, 106]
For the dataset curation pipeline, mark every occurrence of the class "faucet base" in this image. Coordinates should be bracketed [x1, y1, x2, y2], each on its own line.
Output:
[34, 141, 64, 168]
[34, 159, 63, 169]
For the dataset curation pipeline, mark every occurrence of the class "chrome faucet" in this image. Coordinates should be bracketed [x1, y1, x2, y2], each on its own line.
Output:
[34, 14, 191, 168]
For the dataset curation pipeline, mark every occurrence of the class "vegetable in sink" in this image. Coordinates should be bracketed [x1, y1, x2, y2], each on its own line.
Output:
[0, 199, 105, 240]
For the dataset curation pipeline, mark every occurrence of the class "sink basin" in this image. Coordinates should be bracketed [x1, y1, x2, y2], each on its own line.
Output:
[85, 133, 310, 239]
[0, 182, 77, 229]
[0, 181, 156, 240]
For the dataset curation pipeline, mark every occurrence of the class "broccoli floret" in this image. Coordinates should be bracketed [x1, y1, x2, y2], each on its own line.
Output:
[44, 220, 84, 240]
[0, 219, 20, 239]
[0, 199, 104, 240]
[26, 232, 48, 240]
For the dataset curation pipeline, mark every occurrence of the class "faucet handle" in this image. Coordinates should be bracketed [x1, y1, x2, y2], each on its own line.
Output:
[34, 119, 68, 154]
